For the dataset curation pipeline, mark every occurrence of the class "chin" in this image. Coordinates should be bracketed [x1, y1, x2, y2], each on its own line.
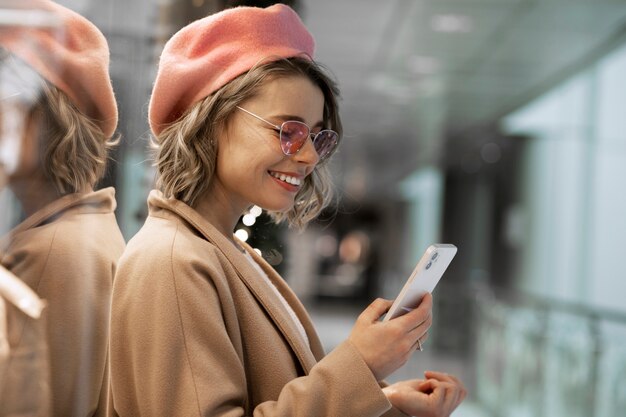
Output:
[258, 198, 295, 214]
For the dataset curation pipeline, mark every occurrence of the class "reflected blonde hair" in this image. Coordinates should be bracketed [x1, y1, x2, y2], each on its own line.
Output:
[153, 57, 342, 229]
[3, 51, 116, 194]
[36, 81, 117, 194]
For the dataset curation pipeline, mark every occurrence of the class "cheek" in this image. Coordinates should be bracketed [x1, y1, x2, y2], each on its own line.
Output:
[219, 135, 277, 168]
[0, 112, 26, 175]
[1, 112, 41, 178]
[215, 146, 265, 186]
[215, 124, 285, 187]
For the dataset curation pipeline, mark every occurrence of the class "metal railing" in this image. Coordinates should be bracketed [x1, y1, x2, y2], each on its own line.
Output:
[471, 286, 626, 417]
[391, 283, 626, 417]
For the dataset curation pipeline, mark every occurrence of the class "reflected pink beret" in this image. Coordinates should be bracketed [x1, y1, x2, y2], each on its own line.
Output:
[149, 4, 315, 136]
[0, 0, 118, 138]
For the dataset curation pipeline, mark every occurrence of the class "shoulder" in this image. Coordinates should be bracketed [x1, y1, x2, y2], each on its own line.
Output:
[111, 214, 238, 334]
[116, 214, 230, 295]
[122, 214, 222, 269]
[1, 222, 57, 288]
[45, 213, 124, 264]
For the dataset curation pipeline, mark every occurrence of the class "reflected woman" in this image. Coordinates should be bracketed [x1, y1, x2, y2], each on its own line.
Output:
[0, 1, 125, 416]
[109, 5, 465, 417]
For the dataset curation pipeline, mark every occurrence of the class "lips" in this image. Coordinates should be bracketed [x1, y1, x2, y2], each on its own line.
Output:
[268, 171, 302, 186]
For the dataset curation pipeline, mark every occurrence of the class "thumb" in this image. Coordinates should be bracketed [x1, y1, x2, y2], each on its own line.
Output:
[359, 298, 393, 323]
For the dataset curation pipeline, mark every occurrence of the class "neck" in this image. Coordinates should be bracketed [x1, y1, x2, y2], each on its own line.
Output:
[9, 173, 88, 217]
[193, 184, 247, 250]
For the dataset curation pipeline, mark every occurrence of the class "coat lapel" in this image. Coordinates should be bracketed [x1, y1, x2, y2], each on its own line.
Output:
[156, 193, 319, 373]
[243, 245, 326, 361]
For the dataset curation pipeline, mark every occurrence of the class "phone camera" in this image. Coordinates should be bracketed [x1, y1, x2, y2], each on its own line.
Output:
[425, 261, 432, 270]
[431, 252, 438, 261]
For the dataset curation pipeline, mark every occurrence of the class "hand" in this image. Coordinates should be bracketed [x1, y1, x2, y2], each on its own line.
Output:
[348, 294, 433, 380]
[382, 371, 467, 417]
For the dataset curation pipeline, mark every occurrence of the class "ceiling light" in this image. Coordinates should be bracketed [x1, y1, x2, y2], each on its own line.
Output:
[430, 14, 473, 33]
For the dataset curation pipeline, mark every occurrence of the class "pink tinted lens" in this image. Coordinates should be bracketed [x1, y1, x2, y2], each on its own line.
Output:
[280, 121, 309, 155]
[313, 130, 338, 160]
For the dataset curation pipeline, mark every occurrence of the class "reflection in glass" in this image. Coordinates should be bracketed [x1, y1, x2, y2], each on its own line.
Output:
[0, 2, 125, 415]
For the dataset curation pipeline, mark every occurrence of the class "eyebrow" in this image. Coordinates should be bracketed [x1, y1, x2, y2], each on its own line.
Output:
[272, 114, 325, 129]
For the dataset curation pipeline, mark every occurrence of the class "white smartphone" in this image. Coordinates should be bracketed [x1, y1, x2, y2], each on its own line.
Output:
[383, 244, 457, 321]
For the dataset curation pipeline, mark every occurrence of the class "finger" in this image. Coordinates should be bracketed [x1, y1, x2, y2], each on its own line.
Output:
[411, 337, 422, 352]
[451, 382, 464, 407]
[449, 384, 465, 412]
[425, 371, 467, 408]
[395, 379, 427, 390]
[436, 381, 459, 414]
[409, 327, 430, 344]
[417, 379, 436, 393]
[420, 292, 433, 307]
[407, 310, 432, 334]
[424, 379, 446, 408]
[437, 371, 464, 389]
[443, 379, 467, 412]
[455, 382, 468, 405]
[455, 388, 467, 408]
[447, 373, 463, 386]
[424, 370, 456, 383]
[396, 293, 433, 328]
[359, 298, 394, 323]
[411, 332, 429, 351]
[459, 386, 467, 404]
[449, 375, 468, 404]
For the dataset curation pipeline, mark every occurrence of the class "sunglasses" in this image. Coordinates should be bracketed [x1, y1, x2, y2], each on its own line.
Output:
[236, 106, 339, 161]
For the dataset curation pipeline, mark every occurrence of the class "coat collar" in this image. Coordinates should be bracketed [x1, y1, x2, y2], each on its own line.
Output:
[1, 187, 117, 250]
[147, 190, 325, 373]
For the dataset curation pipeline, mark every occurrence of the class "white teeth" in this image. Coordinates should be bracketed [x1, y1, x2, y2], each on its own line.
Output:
[270, 172, 301, 186]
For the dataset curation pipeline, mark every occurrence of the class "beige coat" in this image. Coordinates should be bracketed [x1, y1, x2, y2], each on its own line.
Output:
[0, 188, 125, 417]
[109, 191, 406, 417]
[0, 265, 50, 417]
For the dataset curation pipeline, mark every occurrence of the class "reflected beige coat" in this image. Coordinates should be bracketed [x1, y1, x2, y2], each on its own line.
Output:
[109, 191, 406, 417]
[0, 265, 50, 417]
[0, 188, 125, 417]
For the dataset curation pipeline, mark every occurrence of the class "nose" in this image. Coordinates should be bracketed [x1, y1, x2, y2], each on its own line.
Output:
[293, 135, 320, 167]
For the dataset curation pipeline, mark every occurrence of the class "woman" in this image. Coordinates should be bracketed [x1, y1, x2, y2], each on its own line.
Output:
[109, 4, 465, 417]
[0, 1, 125, 416]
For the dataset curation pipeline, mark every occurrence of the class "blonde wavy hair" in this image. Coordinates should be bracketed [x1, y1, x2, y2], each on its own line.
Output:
[153, 57, 342, 229]
[36, 81, 117, 194]
[2, 51, 116, 194]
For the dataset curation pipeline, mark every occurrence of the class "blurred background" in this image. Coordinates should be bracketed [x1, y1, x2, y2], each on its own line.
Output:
[2, 0, 626, 416]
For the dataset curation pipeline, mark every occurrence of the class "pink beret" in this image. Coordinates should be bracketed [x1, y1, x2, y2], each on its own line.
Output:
[0, 0, 118, 138]
[149, 4, 315, 136]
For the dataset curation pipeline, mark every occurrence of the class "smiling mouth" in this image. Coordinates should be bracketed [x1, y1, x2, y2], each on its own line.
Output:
[269, 171, 302, 186]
